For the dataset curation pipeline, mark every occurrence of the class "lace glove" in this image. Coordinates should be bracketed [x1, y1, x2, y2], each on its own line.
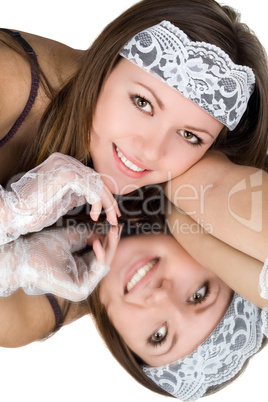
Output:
[0, 153, 120, 245]
[0, 225, 120, 301]
[259, 258, 268, 337]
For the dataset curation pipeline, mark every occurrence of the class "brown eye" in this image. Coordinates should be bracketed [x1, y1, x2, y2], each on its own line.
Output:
[137, 97, 149, 108]
[189, 285, 208, 304]
[151, 325, 167, 343]
[178, 129, 200, 144]
[184, 131, 194, 139]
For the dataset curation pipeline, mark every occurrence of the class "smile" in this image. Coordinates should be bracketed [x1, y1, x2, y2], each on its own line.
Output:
[115, 146, 145, 172]
[126, 258, 159, 293]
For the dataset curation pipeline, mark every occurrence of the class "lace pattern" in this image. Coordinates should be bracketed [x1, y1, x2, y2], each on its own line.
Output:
[0, 153, 103, 245]
[143, 294, 264, 401]
[120, 21, 255, 130]
[0, 227, 109, 301]
[259, 258, 268, 299]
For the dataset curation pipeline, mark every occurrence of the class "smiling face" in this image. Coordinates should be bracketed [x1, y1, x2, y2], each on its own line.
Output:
[99, 233, 232, 366]
[90, 59, 224, 195]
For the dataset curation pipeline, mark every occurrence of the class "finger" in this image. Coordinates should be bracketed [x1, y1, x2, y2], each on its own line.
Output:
[101, 188, 119, 225]
[104, 225, 121, 265]
[92, 238, 105, 265]
[90, 201, 102, 221]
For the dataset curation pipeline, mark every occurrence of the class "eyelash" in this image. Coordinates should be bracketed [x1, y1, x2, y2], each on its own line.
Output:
[178, 130, 204, 147]
[147, 284, 211, 347]
[147, 323, 168, 348]
[190, 282, 211, 305]
[130, 94, 205, 147]
[130, 94, 154, 115]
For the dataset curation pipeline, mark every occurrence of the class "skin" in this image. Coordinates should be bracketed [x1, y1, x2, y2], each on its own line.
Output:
[90, 59, 224, 194]
[99, 233, 232, 366]
[0, 31, 82, 185]
[166, 204, 268, 309]
[164, 152, 268, 262]
[0, 33, 223, 194]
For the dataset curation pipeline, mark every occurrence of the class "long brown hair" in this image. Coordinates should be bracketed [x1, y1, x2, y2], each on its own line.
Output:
[13, 0, 268, 172]
[88, 282, 267, 399]
[88, 284, 172, 397]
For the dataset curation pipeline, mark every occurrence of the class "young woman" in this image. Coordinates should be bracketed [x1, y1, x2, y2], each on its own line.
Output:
[0, 155, 267, 398]
[88, 225, 268, 400]
[0, 1, 267, 398]
[0, 0, 268, 242]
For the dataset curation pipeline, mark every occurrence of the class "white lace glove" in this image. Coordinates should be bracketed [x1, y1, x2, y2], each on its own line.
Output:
[0, 153, 120, 245]
[259, 258, 268, 337]
[0, 225, 120, 301]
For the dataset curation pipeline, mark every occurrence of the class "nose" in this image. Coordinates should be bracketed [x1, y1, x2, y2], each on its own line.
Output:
[134, 123, 168, 162]
[145, 279, 172, 307]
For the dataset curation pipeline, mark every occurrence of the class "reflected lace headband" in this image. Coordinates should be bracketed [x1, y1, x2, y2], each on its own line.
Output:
[142, 293, 264, 401]
[120, 21, 255, 130]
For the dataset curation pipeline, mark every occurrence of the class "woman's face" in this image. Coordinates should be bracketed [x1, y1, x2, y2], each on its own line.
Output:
[90, 59, 223, 195]
[99, 233, 232, 366]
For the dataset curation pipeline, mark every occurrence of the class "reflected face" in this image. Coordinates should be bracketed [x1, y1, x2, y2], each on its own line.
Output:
[100, 234, 232, 366]
[90, 59, 223, 194]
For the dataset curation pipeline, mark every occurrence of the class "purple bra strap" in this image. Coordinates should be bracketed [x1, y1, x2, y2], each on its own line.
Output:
[45, 294, 63, 328]
[0, 29, 39, 147]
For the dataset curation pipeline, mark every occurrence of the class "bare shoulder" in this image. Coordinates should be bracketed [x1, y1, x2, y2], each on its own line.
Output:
[0, 37, 31, 140]
[0, 30, 83, 134]
[0, 30, 84, 183]
[19, 30, 84, 85]
[0, 290, 87, 348]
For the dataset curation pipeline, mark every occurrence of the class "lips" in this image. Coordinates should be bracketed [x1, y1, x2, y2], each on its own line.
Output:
[124, 257, 159, 294]
[113, 144, 152, 178]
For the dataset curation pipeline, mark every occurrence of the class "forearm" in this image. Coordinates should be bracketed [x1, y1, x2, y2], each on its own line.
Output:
[165, 204, 267, 308]
[164, 152, 268, 262]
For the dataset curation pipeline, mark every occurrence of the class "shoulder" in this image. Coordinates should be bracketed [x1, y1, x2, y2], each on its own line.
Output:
[0, 290, 87, 347]
[19, 31, 84, 85]
[0, 30, 83, 141]
[0, 37, 30, 140]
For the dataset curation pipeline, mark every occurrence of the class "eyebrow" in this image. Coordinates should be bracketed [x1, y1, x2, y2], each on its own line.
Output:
[134, 82, 216, 139]
[134, 82, 165, 110]
[184, 125, 216, 140]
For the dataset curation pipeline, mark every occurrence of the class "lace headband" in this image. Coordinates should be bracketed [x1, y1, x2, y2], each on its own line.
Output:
[120, 21, 255, 130]
[143, 293, 264, 401]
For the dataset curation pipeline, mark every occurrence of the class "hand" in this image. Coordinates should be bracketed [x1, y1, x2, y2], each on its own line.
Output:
[0, 153, 120, 245]
[0, 225, 121, 301]
[90, 184, 121, 226]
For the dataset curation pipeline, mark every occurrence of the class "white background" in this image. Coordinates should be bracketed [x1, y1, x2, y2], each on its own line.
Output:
[1, 1, 267, 401]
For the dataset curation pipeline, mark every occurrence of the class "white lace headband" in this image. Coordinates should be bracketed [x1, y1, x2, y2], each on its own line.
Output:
[120, 21, 255, 130]
[142, 293, 265, 401]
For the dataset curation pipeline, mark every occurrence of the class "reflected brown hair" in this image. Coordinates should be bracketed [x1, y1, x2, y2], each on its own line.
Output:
[87, 282, 267, 399]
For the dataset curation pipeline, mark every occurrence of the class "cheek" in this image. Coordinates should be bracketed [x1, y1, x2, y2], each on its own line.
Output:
[111, 307, 147, 353]
[164, 144, 208, 178]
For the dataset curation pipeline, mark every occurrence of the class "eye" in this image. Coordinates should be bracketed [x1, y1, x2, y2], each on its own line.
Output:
[131, 95, 153, 115]
[188, 283, 210, 304]
[178, 129, 203, 145]
[148, 324, 168, 346]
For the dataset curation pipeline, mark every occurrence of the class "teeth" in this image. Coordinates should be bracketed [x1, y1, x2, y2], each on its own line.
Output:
[126, 259, 158, 293]
[116, 146, 145, 172]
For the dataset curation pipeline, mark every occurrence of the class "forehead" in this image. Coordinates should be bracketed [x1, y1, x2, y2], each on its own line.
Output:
[107, 58, 224, 132]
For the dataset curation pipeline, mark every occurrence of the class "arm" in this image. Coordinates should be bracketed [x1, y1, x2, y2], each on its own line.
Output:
[0, 290, 87, 348]
[165, 203, 268, 308]
[0, 225, 119, 301]
[0, 152, 120, 245]
[164, 152, 268, 262]
[0, 290, 59, 347]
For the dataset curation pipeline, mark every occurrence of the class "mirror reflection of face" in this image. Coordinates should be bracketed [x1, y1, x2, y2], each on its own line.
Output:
[90, 59, 224, 194]
[100, 233, 233, 366]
